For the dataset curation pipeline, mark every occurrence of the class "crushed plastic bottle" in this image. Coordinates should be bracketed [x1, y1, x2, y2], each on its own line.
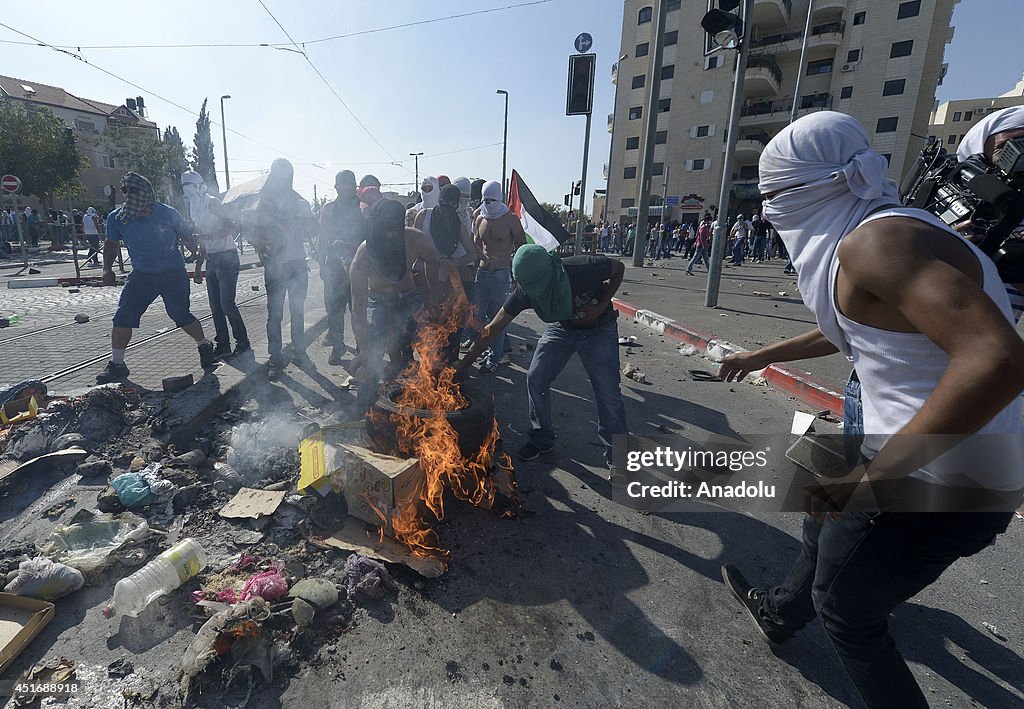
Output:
[102, 538, 208, 618]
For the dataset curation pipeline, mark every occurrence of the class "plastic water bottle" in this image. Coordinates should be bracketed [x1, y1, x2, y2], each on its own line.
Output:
[102, 538, 208, 618]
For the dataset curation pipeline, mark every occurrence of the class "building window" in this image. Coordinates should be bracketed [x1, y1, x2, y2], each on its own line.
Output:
[881, 154, 892, 165]
[876, 117, 899, 133]
[632, 75, 646, 89]
[636, 42, 649, 57]
[947, 134, 957, 145]
[629, 106, 643, 120]
[692, 159, 707, 171]
[652, 162, 664, 176]
[807, 58, 833, 76]
[738, 165, 759, 180]
[655, 130, 668, 145]
[964, 110, 974, 121]
[882, 79, 906, 96]
[700, 90, 714, 104]
[840, 86, 854, 99]
[853, 11, 866, 25]
[665, 30, 678, 46]
[621, 198, 635, 208]
[890, 40, 914, 58]
[638, 6, 653, 24]
[952, 111, 962, 122]
[705, 55, 721, 70]
[667, 0, 681, 10]
[74, 119, 97, 134]
[661, 65, 675, 80]
[696, 125, 710, 137]
[624, 167, 637, 179]
[800, 93, 829, 109]
[626, 136, 640, 150]
[897, 1, 921, 19]
[847, 49, 861, 63]
[101, 155, 116, 169]
[658, 98, 671, 112]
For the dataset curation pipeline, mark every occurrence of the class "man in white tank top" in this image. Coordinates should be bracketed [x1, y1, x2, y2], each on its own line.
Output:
[718, 112, 1024, 709]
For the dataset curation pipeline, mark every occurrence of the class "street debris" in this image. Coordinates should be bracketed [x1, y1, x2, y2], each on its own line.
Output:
[3, 557, 84, 601]
[288, 577, 339, 609]
[111, 464, 175, 508]
[162, 374, 194, 393]
[752, 291, 771, 297]
[982, 621, 1007, 641]
[40, 509, 150, 577]
[623, 363, 649, 384]
[345, 554, 395, 602]
[0, 595, 55, 675]
[618, 335, 638, 345]
[74, 314, 89, 323]
[688, 369, 721, 382]
[677, 344, 698, 356]
[220, 488, 287, 520]
[10, 657, 75, 707]
[318, 517, 447, 578]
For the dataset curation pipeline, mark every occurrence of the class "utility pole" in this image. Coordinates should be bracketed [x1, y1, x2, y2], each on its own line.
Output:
[605, 53, 628, 228]
[574, 110, 593, 256]
[631, 0, 668, 267]
[790, 0, 815, 124]
[704, 0, 754, 308]
[220, 95, 232, 190]
[410, 152, 424, 191]
[497, 89, 509, 198]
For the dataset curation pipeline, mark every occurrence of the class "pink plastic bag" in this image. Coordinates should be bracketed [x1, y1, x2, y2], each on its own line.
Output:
[239, 563, 288, 602]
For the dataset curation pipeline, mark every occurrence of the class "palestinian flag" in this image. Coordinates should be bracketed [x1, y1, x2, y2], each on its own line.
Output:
[508, 169, 571, 252]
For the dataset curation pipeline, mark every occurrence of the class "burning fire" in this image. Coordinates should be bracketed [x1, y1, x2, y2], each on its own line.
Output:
[369, 271, 518, 561]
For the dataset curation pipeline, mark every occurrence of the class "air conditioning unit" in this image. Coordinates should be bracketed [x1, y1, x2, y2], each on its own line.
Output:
[841, 63, 857, 72]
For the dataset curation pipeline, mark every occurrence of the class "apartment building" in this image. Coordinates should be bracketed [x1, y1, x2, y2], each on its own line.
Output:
[929, 76, 1024, 153]
[606, 0, 959, 226]
[0, 74, 159, 204]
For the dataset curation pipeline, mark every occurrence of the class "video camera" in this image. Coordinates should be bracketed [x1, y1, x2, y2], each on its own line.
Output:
[900, 136, 1024, 282]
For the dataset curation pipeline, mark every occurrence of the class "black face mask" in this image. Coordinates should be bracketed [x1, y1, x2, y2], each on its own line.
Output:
[367, 199, 408, 282]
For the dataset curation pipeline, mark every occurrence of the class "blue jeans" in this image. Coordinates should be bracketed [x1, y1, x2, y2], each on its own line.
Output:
[759, 509, 1011, 708]
[205, 249, 248, 348]
[752, 236, 766, 261]
[730, 238, 745, 265]
[686, 246, 709, 272]
[265, 259, 308, 360]
[526, 319, 628, 465]
[843, 369, 864, 468]
[474, 269, 511, 368]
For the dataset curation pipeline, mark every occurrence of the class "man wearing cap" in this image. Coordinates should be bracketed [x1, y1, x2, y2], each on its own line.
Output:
[319, 170, 368, 365]
[357, 174, 384, 214]
[349, 199, 440, 412]
[455, 245, 627, 466]
[97, 172, 216, 383]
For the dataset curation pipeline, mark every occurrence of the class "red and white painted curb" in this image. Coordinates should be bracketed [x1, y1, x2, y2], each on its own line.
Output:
[612, 298, 845, 417]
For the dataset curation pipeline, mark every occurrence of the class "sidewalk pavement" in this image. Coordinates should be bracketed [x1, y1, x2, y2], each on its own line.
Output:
[610, 256, 850, 416]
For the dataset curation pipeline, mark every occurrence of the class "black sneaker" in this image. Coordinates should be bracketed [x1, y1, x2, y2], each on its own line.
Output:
[233, 341, 251, 356]
[459, 339, 473, 354]
[518, 441, 554, 461]
[198, 341, 217, 369]
[479, 361, 498, 376]
[96, 361, 130, 384]
[212, 343, 232, 359]
[328, 348, 344, 366]
[721, 564, 791, 646]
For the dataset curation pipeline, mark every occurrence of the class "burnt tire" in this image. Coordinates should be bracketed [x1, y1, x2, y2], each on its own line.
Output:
[367, 382, 496, 458]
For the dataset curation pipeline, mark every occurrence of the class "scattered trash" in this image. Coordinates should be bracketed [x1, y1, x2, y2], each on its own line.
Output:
[0, 448, 87, 488]
[111, 464, 175, 508]
[622, 363, 648, 384]
[169, 448, 206, 467]
[219, 488, 286, 520]
[677, 344, 698, 356]
[103, 538, 208, 618]
[317, 518, 447, 578]
[40, 509, 150, 574]
[0, 595, 55, 675]
[778, 292, 788, 297]
[719, 313, 729, 317]
[288, 577, 338, 610]
[180, 596, 273, 699]
[617, 336, 638, 346]
[162, 374, 194, 393]
[345, 554, 395, 602]
[291, 597, 316, 626]
[10, 656, 74, 706]
[982, 621, 1007, 641]
[74, 314, 89, 323]
[752, 291, 771, 297]
[688, 369, 721, 382]
[1, 395, 38, 426]
[3, 557, 84, 601]
[107, 656, 135, 678]
[130, 456, 147, 472]
[237, 563, 289, 602]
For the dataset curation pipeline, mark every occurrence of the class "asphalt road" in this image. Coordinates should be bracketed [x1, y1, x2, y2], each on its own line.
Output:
[2, 307, 1020, 708]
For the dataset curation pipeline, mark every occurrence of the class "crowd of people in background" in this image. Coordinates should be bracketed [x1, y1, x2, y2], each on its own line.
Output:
[0, 205, 105, 258]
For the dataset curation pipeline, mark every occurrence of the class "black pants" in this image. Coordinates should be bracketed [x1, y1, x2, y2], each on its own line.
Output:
[205, 249, 248, 349]
[760, 509, 1012, 708]
[265, 259, 308, 360]
[321, 260, 350, 349]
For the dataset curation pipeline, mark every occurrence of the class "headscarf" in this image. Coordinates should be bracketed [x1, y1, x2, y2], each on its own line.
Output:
[453, 176, 472, 233]
[419, 176, 440, 210]
[480, 180, 509, 220]
[430, 184, 463, 256]
[512, 245, 572, 322]
[181, 169, 210, 229]
[437, 175, 451, 188]
[85, 207, 97, 217]
[470, 179, 485, 208]
[758, 111, 901, 354]
[357, 174, 382, 210]
[367, 198, 407, 282]
[957, 106, 1024, 162]
[117, 172, 156, 223]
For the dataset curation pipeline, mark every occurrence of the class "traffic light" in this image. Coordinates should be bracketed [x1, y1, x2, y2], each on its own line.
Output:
[566, 53, 596, 116]
[573, 180, 582, 195]
[564, 193, 571, 206]
[702, 1, 745, 50]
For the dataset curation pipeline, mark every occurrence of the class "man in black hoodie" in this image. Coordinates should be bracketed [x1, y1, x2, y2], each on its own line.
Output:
[319, 170, 368, 365]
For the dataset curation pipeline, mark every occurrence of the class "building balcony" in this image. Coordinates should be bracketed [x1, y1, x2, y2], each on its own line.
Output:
[812, 0, 848, 15]
[734, 132, 771, 162]
[751, 0, 792, 28]
[608, 113, 614, 133]
[739, 98, 792, 128]
[750, 27, 804, 54]
[744, 54, 783, 98]
[808, 20, 845, 51]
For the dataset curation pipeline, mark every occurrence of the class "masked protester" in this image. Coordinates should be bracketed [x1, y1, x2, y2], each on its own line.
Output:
[348, 199, 440, 413]
[96, 172, 216, 383]
[456, 244, 627, 466]
[182, 170, 249, 359]
[247, 158, 318, 377]
[357, 174, 383, 214]
[82, 206, 102, 265]
[717, 112, 1024, 709]
[319, 170, 368, 365]
[407, 176, 440, 226]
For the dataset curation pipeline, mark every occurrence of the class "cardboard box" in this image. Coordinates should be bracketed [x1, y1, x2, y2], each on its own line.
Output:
[298, 428, 423, 524]
[0, 396, 38, 426]
[0, 593, 55, 676]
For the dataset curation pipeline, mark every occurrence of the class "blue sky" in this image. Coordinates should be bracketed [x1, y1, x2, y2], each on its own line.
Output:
[0, 0, 1019, 206]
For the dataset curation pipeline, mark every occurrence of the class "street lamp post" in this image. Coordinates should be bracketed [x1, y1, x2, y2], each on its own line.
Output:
[219, 95, 231, 191]
[606, 54, 628, 227]
[409, 152, 424, 192]
[497, 90, 509, 197]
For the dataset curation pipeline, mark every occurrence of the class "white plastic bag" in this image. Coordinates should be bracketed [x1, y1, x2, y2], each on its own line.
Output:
[4, 557, 84, 600]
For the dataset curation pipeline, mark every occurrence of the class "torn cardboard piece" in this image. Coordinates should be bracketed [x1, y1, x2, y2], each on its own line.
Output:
[318, 518, 446, 578]
[0, 447, 88, 487]
[0, 593, 55, 675]
[219, 488, 287, 520]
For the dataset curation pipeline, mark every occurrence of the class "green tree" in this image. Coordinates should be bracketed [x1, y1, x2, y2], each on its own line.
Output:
[311, 194, 328, 219]
[539, 201, 567, 222]
[191, 99, 220, 195]
[101, 125, 173, 200]
[0, 99, 84, 200]
[163, 126, 188, 211]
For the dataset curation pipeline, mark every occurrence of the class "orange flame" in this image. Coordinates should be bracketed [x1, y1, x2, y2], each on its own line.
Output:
[372, 270, 519, 560]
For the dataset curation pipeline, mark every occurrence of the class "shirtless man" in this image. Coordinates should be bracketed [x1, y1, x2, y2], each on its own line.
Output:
[471, 180, 526, 374]
[349, 198, 440, 412]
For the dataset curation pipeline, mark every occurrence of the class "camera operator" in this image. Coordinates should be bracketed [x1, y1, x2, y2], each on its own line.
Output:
[717, 112, 1024, 709]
